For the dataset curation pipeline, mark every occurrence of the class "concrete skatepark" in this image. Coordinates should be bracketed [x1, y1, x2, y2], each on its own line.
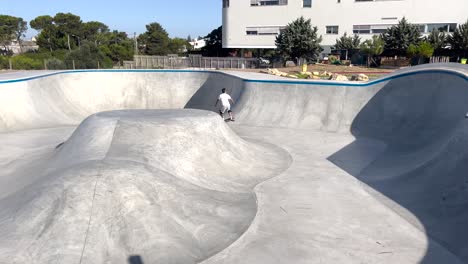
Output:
[0, 63, 467, 263]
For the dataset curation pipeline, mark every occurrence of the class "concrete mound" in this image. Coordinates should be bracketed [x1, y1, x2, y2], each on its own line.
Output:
[0, 109, 290, 264]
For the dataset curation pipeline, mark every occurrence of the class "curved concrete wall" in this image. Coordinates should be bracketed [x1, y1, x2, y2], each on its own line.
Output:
[0, 65, 467, 134]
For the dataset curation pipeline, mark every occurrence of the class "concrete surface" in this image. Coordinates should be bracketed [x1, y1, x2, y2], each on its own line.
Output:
[0, 64, 467, 263]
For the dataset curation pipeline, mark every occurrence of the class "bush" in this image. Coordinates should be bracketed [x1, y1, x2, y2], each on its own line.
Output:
[418, 42, 435, 58]
[328, 55, 338, 64]
[46, 58, 66, 69]
[64, 41, 113, 69]
[332, 60, 342, 65]
[407, 41, 434, 65]
[0, 56, 10, 69]
[11, 56, 43, 70]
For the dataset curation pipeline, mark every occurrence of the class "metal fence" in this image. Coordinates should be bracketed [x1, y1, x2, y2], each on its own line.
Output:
[429, 56, 451, 63]
[123, 55, 260, 69]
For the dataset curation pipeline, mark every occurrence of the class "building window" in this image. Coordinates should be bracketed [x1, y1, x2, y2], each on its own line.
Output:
[303, 0, 312, 7]
[250, 0, 288, 6]
[246, 26, 286, 35]
[353, 25, 371, 34]
[427, 23, 457, 33]
[223, 0, 229, 8]
[326, 26, 339, 34]
[369, 24, 392, 34]
[415, 24, 426, 33]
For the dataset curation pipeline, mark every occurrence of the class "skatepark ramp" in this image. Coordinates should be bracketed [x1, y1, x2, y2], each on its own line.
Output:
[0, 63, 467, 263]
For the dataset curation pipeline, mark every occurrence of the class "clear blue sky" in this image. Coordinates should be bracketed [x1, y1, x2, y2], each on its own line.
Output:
[2, 0, 221, 39]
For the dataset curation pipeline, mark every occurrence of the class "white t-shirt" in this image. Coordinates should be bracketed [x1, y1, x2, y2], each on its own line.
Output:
[218, 93, 232, 106]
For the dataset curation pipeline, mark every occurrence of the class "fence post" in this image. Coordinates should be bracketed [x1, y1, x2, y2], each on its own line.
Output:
[9, 59, 12, 70]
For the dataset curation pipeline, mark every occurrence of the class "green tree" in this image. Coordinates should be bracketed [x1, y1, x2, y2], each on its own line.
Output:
[448, 20, 468, 57]
[382, 17, 422, 56]
[275, 16, 323, 62]
[426, 29, 447, 51]
[14, 18, 27, 53]
[333, 32, 361, 60]
[53, 13, 82, 51]
[99, 31, 134, 64]
[31, 13, 83, 52]
[407, 41, 434, 64]
[138, 22, 170, 55]
[29, 15, 54, 31]
[0, 15, 27, 54]
[360, 35, 384, 67]
[64, 41, 112, 69]
[30, 15, 56, 52]
[168, 38, 190, 55]
[201, 26, 230, 57]
[82, 21, 109, 46]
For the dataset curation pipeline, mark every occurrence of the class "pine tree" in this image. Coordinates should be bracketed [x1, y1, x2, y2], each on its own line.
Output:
[426, 29, 447, 50]
[448, 20, 468, 57]
[382, 17, 421, 56]
[275, 16, 323, 62]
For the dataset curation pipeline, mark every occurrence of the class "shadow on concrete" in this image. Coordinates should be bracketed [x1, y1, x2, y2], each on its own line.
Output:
[184, 73, 244, 114]
[128, 255, 144, 264]
[328, 71, 468, 263]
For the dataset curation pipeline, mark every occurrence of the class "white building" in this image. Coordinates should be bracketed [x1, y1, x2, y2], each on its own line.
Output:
[222, 0, 467, 54]
[189, 38, 206, 50]
[1, 38, 39, 55]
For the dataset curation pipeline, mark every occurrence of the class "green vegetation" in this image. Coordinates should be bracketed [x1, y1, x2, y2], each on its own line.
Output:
[407, 41, 434, 65]
[201, 26, 229, 57]
[0, 15, 28, 55]
[360, 35, 384, 67]
[1, 12, 194, 69]
[448, 20, 468, 57]
[333, 33, 361, 60]
[382, 17, 422, 56]
[426, 29, 447, 51]
[275, 16, 323, 62]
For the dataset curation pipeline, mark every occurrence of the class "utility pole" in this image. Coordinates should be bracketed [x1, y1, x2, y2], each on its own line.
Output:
[134, 32, 138, 55]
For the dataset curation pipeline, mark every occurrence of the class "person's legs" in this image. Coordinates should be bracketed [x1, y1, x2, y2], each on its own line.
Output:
[220, 105, 227, 119]
[228, 110, 234, 120]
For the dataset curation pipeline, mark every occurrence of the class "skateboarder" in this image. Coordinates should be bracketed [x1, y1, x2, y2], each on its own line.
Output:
[215, 88, 235, 121]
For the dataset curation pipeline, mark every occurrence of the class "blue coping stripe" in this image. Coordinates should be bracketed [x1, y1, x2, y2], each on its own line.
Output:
[0, 68, 466, 87]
